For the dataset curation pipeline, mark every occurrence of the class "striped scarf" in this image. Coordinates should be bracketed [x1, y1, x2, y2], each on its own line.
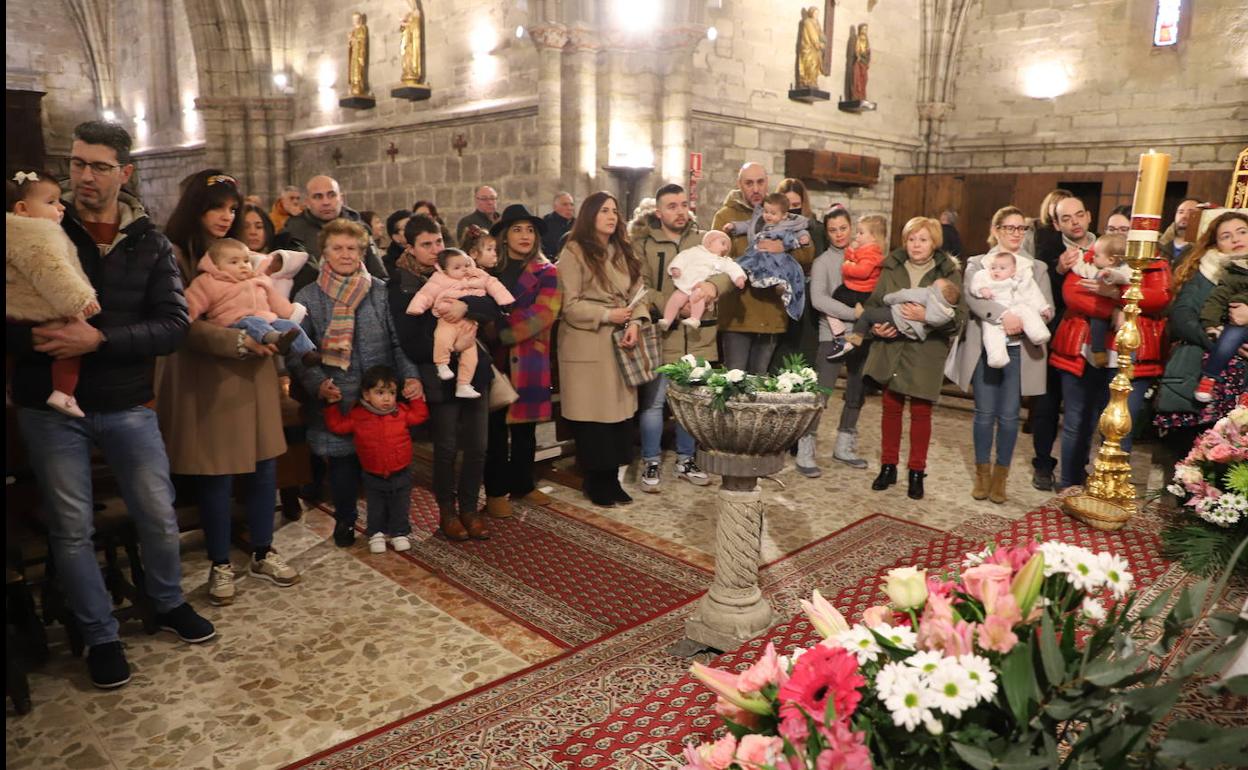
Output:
[315, 262, 372, 370]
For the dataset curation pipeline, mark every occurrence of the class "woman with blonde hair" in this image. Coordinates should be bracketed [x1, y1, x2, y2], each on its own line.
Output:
[558, 191, 651, 506]
[861, 216, 965, 500]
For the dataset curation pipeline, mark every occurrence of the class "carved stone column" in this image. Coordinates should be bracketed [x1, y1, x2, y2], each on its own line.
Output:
[567, 25, 600, 200]
[195, 95, 294, 202]
[657, 27, 705, 186]
[529, 23, 569, 208]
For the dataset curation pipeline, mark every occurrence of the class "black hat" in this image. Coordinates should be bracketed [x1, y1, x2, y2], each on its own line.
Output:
[489, 203, 546, 239]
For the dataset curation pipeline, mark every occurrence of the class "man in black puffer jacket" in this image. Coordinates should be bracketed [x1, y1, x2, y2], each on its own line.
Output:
[6, 121, 214, 691]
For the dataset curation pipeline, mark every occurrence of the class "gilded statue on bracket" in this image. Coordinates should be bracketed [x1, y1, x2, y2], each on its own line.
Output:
[347, 12, 370, 97]
[796, 6, 829, 89]
[399, 0, 427, 87]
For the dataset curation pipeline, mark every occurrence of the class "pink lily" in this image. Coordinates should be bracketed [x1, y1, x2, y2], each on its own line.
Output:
[801, 589, 850, 639]
[690, 661, 773, 715]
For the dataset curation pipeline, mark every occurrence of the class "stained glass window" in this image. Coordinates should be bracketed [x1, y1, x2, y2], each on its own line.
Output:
[1154, 0, 1181, 47]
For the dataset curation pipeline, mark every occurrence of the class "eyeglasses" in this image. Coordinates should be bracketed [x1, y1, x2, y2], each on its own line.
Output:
[69, 158, 121, 175]
[476, 195, 498, 201]
[206, 174, 238, 187]
[1105, 226, 1130, 234]
[996, 225, 1027, 234]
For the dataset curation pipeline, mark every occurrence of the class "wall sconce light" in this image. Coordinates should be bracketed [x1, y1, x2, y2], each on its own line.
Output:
[1020, 61, 1071, 99]
[707, 26, 719, 41]
[102, 109, 118, 122]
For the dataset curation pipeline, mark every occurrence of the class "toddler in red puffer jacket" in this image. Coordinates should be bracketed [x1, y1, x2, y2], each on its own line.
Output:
[323, 365, 428, 553]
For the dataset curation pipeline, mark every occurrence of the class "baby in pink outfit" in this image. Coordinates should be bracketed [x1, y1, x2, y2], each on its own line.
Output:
[406, 249, 515, 398]
[659, 230, 747, 331]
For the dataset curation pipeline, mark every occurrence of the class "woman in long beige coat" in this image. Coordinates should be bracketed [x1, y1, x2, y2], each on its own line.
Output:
[557, 191, 650, 507]
[156, 169, 299, 607]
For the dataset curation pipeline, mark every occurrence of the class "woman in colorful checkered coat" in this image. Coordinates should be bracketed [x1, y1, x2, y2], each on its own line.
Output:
[482, 204, 562, 519]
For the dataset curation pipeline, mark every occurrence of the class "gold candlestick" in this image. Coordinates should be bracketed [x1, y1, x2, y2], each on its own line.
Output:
[1063, 150, 1171, 531]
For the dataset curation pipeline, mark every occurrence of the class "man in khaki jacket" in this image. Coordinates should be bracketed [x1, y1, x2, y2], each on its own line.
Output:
[712, 162, 816, 373]
[633, 183, 735, 492]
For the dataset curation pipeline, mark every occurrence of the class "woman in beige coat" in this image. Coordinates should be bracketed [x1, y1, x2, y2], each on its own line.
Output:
[156, 170, 299, 607]
[557, 191, 650, 507]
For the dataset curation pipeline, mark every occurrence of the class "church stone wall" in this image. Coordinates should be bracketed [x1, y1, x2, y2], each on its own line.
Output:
[690, 0, 924, 221]
[941, 0, 1248, 173]
[5, 0, 98, 156]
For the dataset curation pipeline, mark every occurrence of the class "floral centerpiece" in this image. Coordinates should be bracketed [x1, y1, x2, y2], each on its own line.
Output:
[682, 539, 1247, 770]
[1164, 404, 1248, 576]
[658, 354, 826, 410]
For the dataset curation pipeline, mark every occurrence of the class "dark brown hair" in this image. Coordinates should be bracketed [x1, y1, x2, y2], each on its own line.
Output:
[163, 169, 245, 261]
[762, 192, 790, 211]
[241, 203, 275, 252]
[1173, 211, 1248, 295]
[460, 224, 494, 255]
[567, 191, 640, 290]
[6, 169, 59, 212]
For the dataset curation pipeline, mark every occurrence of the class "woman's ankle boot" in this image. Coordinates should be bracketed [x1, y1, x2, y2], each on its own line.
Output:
[439, 504, 469, 542]
[989, 465, 1010, 504]
[972, 464, 991, 500]
[584, 471, 616, 507]
[907, 470, 926, 500]
[871, 464, 897, 491]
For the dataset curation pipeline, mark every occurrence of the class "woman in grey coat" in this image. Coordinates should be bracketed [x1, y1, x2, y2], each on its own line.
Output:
[950, 207, 1053, 504]
[801, 206, 870, 476]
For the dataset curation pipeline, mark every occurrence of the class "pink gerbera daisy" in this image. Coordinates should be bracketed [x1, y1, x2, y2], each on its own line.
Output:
[777, 644, 865, 723]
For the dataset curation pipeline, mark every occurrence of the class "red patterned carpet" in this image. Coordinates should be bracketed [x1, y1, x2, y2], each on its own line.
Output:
[340, 486, 712, 647]
[543, 501, 1177, 769]
[286, 514, 942, 770]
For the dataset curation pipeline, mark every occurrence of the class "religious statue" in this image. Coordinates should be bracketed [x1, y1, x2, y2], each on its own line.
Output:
[849, 23, 871, 102]
[399, 0, 426, 86]
[796, 7, 829, 89]
[347, 13, 370, 97]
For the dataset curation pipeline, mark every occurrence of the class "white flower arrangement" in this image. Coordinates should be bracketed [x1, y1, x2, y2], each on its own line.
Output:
[657, 354, 825, 410]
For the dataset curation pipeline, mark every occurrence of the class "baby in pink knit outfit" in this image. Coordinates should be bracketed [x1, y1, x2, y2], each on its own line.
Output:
[406, 249, 515, 398]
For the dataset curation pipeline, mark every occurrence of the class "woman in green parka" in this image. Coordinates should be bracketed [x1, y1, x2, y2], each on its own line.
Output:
[861, 216, 966, 500]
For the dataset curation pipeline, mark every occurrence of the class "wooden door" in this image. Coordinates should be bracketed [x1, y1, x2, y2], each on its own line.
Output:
[890, 174, 963, 250]
[6, 90, 47, 172]
[960, 174, 1018, 255]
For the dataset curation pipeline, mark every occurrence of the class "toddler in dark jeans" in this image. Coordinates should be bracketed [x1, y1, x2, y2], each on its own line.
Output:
[1194, 257, 1248, 403]
[323, 365, 429, 552]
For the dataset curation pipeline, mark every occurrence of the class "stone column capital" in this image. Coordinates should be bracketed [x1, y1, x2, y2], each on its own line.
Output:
[566, 24, 600, 53]
[655, 25, 707, 53]
[528, 23, 569, 51]
[917, 101, 954, 121]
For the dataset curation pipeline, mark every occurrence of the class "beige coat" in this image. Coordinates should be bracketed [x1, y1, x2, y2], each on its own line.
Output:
[5, 213, 97, 321]
[154, 246, 286, 476]
[556, 240, 650, 423]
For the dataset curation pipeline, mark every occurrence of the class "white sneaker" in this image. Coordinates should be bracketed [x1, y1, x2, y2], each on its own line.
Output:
[657, 319, 672, 331]
[681, 317, 701, 329]
[368, 532, 387, 553]
[675, 457, 711, 486]
[390, 535, 412, 552]
[640, 461, 662, 492]
[46, 390, 85, 418]
[436, 364, 455, 380]
[251, 549, 299, 586]
[207, 562, 237, 606]
[455, 383, 481, 399]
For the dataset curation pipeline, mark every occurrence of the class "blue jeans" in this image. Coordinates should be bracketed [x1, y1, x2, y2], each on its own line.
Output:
[198, 458, 277, 564]
[232, 317, 315, 357]
[639, 374, 695, 463]
[17, 406, 186, 646]
[972, 347, 1021, 466]
[1203, 325, 1248, 378]
[1059, 368, 1113, 489]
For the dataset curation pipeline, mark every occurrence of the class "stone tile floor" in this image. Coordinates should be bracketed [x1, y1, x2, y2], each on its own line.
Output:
[4, 397, 1170, 769]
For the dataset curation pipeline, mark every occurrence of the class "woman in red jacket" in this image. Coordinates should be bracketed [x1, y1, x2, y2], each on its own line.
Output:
[1049, 246, 1171, 489]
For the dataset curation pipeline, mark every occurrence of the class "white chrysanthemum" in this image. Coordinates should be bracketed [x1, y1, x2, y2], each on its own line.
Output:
[905, 650, 945, 676]
[689, 366, 710, 381]
[924, 665, 977, 718]
[1064, 548, 1106, 592]
[882, 672, 930, 733]
[1081, 597, 1107, 623]
[874, 660, 911, 700]
[1095, 552, 1133, 599]
[956, 655, 998, 703]
[836, 624, 883, 665]
[876, 623, 918, 651]
[680, 354, 698, 366]
[799, 367, 817, 381]
[725, 369, 746, 383]
[1038, 542, 1075, 577]
[1167, 482, 1187, 497]
[1201, 493, 1247, 527]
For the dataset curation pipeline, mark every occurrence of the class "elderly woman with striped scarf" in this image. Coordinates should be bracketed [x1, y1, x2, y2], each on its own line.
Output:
[289, 218, 421, 548]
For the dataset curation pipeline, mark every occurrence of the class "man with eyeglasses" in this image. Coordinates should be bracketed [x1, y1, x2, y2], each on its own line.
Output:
[6, 120, 215, 690]
[1160, 198, 1201, 265]
[1029, 195, 1097, 491]
[281, 174, 388, 295]
[456, 185, 501, 243]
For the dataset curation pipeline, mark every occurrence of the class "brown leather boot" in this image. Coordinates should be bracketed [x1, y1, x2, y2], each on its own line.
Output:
[439, 505, 469, 541]
[485, 495, 513, 519]
[972, 464, 991, 500]
[460, 511, 491, 540]
[989, 465, 1010, 504]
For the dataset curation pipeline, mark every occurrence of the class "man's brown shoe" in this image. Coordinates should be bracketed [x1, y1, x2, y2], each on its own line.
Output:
[440, 506, 469, 541]
[519, 489, 552, 507]
[460, 513, 491, 540]
[485, 495, 513, 519]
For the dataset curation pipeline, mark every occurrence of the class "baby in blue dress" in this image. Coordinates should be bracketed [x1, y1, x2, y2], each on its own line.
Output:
[727, 192, 811, 320]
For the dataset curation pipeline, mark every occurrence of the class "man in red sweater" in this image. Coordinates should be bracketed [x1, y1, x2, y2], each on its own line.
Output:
[324, 365, 432, 552]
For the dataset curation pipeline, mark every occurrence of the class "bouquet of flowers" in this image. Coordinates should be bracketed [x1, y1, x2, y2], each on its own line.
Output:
[1164, 405, 1248, 576]
[683, 539, 1247, 770]
[658, 354, 825, 410]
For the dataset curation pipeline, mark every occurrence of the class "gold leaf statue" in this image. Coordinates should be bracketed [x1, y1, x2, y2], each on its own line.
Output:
[399, 0, 427, 87]
[347, 12, 370, 97]
[796, 6, 830, 89]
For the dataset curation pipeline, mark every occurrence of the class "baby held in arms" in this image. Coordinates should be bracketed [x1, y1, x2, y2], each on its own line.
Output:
[658, 230, 747, 331]
[969, 251, 1053, 368]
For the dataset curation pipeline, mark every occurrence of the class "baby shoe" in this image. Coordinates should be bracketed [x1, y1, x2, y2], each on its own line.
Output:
[46, 391, 86, 418]
[436, 364, 455, 380]
[681, 318, 701, 329]
[390, 535, 412, 552]
[456, 383, 482, 399]
[368, 532, 387, 554]
[657, 319, 672, 331]
[1193, 376, 1215, 404]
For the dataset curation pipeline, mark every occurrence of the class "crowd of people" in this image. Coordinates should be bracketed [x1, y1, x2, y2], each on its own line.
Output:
[6, 120, 1247, 691]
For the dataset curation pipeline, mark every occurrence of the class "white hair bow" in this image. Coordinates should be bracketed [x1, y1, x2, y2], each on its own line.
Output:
[13, 171, 39, 184]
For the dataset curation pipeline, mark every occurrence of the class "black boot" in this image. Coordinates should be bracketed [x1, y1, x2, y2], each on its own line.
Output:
[610, 473, 633, 505]
[584, 471, 617, 507]
[871, 464, 897, 491]
[907, 470, 926, 500]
